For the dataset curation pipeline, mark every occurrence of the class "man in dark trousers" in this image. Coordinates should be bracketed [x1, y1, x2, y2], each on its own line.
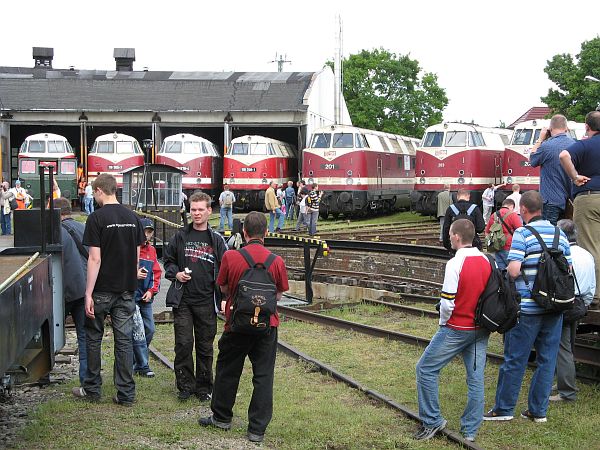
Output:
[163, 191, 228, 401]
[199, 211, 289, 444]
[442, 188, 485, 251]
[55, 197, 88, 387]
[73, 173, 145, 406]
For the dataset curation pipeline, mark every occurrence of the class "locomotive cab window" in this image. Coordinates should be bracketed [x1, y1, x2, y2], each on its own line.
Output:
[184, 142, 203, 154]
[469, 132, 485, 147]
[48, 141, 66, 153]
[445, 131, 466, 147]
[333, 133, 354, 148]
[311, 133, 331, 148]
[20, 159, 36, 174]
[355, 133, 368, 148]
[512, 129, 533, 145]
[94, 141, 114, 154]
[61, 160, 76, 175]
[423, 132, 444, 147]
[116, 141, 134, 154]
[231, 143, 248, 155]
[163, 142, 182, 153]
[28, 141, 46, 153]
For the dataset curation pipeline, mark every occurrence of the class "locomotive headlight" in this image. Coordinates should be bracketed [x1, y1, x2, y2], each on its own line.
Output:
[309, 170, 314, 176]
[262, 172, 267, 178]
[262, 177, 268, 184]
[507, 169, 513, 175]
[308, 177, 314, 184]
[197, 178, 202, 184]
[420, 170, 425, 175]
[459, 169, 464, 176]
[507, 176, 513, 184]
[458, 177, 465, 184]
[419, 177, 425, 184]
[229, 177, 234, 184]
[197, 171, 202, 177]
[347, 170, 353, 176]
[346, 177, 353, 185]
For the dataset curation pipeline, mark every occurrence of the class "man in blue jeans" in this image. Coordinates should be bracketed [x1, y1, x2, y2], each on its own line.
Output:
[72, 174, 145, 407]
[414, 218, 492, 442]
[529, 114, 574, 225]
[484, 190, 571, 423]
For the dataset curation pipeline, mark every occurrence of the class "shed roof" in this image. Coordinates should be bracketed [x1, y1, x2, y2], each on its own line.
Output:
[509, 106, 552, 129]
[0, 67, 316, 113]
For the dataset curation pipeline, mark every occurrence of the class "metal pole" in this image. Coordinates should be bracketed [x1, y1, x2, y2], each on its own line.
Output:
[303, 242, 313, 304]
[39, 165, 46, 254]
[48, 166, 55, 245]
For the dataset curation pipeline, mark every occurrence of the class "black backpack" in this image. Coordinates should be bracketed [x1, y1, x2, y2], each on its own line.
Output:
[229, 247, 278, 334]
[523, 226, 575, 313]
[475, 254, 520, 333]
[450, 203, 477, 225]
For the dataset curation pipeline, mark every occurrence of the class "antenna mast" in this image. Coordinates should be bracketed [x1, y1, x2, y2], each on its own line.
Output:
[334, 15, 343, 125]
[270, 52, 291, 72]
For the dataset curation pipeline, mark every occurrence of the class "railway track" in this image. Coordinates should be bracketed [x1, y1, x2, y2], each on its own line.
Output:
[280, 304, 600, 380]
[147, 330, 482, 449]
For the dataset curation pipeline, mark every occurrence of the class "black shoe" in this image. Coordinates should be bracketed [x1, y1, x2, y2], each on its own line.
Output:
[112, 395, 133, 407]
[197, 392, 212, 402]
[178, 390, 193, 401]
[483, 409, 513, 421]
[413, 419, 447, 440]
[247, 431, 264, 443]
[198, 415, 231, 430]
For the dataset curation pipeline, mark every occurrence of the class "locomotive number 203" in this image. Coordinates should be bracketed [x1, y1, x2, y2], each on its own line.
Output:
[320, 163, 339, 170]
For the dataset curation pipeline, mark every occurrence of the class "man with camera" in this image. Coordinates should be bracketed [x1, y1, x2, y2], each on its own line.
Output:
[163, 192, 228, 402]
[529, 114, 574, 225]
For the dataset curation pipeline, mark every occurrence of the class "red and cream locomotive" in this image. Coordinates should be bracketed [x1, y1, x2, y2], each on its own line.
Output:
[87, 132, 144, 187]
[224, 135, 297, 210]
[156, 133, 221, 198]
[412, 122, 511, 216]
[302, 125, 418, 218]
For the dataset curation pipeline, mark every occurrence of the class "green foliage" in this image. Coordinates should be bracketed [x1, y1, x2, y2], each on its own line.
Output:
[542, 37, 600, 121]
[330, 48, 448, 137]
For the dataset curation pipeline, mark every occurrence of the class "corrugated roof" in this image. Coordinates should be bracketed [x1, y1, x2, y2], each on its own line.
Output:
[509, 106, 552, 128]
[0, 66, 315, 112]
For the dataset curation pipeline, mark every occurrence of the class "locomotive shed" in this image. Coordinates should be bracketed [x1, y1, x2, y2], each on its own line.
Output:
[0, 46, 351, 186]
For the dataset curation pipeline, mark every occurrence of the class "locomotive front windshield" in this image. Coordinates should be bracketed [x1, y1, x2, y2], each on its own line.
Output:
[512, 129, 534, 145]
[333, 133, 354, 148]
[422, 132, 444, 147]
[310, 133, 332, 148]
[445, 131, 466, 147]
[163, 141, 182, 153]
[47, 140, 67, 153]
[27, 140, 47, 153]
[231, 143, 248, 155]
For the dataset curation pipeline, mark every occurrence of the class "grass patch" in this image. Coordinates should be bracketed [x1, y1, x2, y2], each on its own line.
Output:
[279, 319, 600, 450]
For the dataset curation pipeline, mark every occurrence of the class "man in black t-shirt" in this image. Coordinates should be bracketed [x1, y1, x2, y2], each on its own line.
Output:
[163, 191, 228, 401]
[72, 174, 145, 407]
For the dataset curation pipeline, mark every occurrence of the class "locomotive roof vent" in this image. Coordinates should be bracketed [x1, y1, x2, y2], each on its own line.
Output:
[33, 47, 54, 68]
[114, 48, 135, 72]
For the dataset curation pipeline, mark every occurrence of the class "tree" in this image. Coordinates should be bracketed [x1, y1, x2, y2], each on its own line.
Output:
[542, 37, 600, 122]
[329, 48, 448, 138]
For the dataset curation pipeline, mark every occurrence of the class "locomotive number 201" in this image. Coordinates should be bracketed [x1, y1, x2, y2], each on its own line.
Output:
[437, 163, 445, 168]
[320, 163, 339, 170]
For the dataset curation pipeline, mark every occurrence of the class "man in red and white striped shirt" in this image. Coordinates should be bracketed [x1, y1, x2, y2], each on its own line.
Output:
[414, 219, 492, 442]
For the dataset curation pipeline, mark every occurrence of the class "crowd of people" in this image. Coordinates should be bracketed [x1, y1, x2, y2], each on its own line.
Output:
[419, 110, 599, 442]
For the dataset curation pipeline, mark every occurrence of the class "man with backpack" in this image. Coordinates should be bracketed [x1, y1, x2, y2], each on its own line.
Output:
[485, 190, 572, 423]
[218, 184, 235, 232]
[442, 189, 485, 252]
[414, 219, 492, 442]
[199, 211, 289, 444]
[484, 198, 522, 269]
[551, 219, 595, 402]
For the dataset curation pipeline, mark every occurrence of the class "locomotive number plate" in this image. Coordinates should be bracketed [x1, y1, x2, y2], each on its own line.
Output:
[320, 164, 339, 170]
[241, 167, 257, 172]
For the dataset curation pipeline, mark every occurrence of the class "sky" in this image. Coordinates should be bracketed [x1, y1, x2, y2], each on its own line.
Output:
[2, 0, 598, 131]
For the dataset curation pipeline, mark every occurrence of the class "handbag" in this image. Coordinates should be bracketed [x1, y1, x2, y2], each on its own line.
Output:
[9, 197, 18, 210]
[563, 296, 587, 323]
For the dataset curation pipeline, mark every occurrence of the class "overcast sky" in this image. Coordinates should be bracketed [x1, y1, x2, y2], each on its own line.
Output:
[2, 0, 598, 132]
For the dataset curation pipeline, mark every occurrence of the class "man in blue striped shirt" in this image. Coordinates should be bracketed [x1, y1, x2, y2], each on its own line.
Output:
[529, 114, 574, 225]
[484, 190, 571, 423]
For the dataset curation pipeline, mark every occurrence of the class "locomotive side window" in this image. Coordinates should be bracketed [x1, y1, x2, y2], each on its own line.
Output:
[116, 141, 134, 154]
[134, 141, 143, 154]
[333, 133, 354, 148]
[231, 143, 249, 155]
[96, 141, 114, 153]
[355, 133, 369, 148]
[311, 133, 331, 148]
[389, 138, 402, 152]
[423, 132, 443, 147]
[445, 131, 466, 147]
[378, 136, 390, 152]
[28, 140, 46, 153]
[469, 132, 485, 147]
[164, 142, 182, 153]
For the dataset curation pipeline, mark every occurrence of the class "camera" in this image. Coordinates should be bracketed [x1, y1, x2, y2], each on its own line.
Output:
[140, 267, 148, 274]
[184, 267, 192, 275]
